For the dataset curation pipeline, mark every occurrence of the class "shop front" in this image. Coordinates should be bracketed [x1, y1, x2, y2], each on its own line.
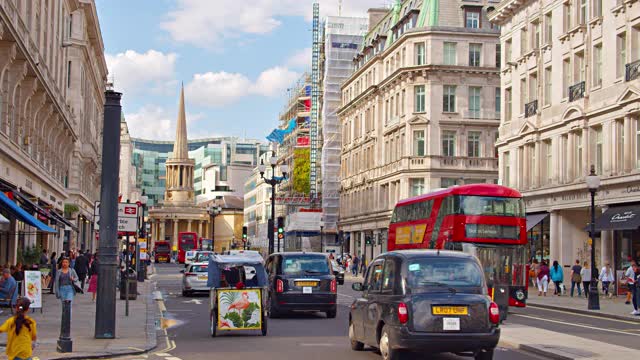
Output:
[526, 212, 550, 263]
[593, 204, 640, 274]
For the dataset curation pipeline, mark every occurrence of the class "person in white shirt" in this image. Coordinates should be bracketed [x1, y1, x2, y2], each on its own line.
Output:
[599, 262, 615, 298]
[625, 260, 636, 307]
[580, 261, 592, 299]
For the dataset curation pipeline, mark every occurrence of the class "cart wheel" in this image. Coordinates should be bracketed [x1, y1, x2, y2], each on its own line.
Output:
[261, 311, 268, 336]
[210, 310, 217, 337]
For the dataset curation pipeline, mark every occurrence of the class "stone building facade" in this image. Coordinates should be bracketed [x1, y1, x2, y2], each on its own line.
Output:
[0, 0, 107, 263]
[339, 0, 501, 265]
[490, 0, 640, 273]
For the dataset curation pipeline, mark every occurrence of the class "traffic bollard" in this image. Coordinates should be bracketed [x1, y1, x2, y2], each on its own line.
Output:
[57, 300, 72, 353]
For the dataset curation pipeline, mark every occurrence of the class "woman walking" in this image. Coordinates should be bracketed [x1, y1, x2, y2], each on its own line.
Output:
[54, 258, 79, 308]
[581, 261, 592, 299]
[537, 260, 550, 296]
[550, 260, 564, 296]
[599, 262, 615, 298]
[88, 253, 99, 301]
[0, 298, 37, 360]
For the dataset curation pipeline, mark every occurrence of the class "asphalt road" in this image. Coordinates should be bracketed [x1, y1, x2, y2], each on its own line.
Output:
[112, 263, 541, 360]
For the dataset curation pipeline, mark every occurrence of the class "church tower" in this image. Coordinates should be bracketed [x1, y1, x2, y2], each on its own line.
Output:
[164, 85, 195, 206]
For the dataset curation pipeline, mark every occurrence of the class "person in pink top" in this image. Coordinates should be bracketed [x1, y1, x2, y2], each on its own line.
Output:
[537, 260, 550, 296]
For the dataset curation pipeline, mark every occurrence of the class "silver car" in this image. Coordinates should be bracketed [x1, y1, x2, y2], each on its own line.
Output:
[181, 262, 209, 296]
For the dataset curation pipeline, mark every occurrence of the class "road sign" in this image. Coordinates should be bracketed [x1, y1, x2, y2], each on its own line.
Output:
[94, 201, 101, 230]
[118, 203, 138, 233]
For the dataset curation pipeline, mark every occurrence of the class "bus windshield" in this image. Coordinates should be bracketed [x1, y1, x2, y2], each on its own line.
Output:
[156, 244, 170, 253]
[457, 243, 527, 287]
[456, 196, 524, 217]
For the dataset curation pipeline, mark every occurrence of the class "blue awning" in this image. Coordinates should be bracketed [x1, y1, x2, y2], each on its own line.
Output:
[0, 192, 56, 233]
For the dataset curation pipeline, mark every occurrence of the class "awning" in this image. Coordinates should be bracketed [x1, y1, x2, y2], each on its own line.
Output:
[526, 213, 549, 231]
[0, 192, 56, 233]
[593, 205, 640, 231]
[49, 211, 79, 232]
[0, 214, 8, 224]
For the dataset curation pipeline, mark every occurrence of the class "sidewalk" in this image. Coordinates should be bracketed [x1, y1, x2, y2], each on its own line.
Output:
[525, 285, 640, 321]
[0, 280, 158, 360]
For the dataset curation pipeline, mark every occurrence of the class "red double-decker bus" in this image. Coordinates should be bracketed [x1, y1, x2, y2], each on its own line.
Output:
[388, 184, 528, 307]
[178, 232, 198, 263]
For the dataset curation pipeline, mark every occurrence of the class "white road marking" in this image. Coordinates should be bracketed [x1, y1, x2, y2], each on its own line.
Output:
[154, 353, 172, 357]
[337, 293, 355, 299]
[526, 305, 640, 325]
[164, 357, 182, 360]
[299, 343, 338, 347]
[512, 313, 640, 337]
[182, 299, 203, 305]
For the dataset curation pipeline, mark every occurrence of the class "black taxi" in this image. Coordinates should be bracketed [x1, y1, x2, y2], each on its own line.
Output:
[349, 250, 500, 360]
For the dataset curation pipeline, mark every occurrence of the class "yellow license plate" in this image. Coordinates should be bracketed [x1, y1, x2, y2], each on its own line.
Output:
[198, 275, 207, 281]
[432, 306, 468, 315]
[295, 281, 318, 287]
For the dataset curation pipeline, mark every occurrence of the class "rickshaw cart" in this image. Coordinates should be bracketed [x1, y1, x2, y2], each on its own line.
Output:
[207, 255, 269, 337]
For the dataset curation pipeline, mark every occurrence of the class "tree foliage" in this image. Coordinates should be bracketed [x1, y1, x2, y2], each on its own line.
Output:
[293, 148, 310, 195]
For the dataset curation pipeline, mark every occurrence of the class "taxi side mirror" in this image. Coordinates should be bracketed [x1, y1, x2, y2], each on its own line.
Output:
[352, 282, 364, 291]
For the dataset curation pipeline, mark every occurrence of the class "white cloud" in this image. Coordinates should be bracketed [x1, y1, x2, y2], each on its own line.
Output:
[106, 50, 177, 96]
[161, 0, 375, 48]
[125, 105, 206, 140]
[185, 66, 300, 107]
[287, 48, 311, 69]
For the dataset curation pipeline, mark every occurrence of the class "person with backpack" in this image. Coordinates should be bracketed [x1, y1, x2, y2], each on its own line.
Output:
[0, 297, 37, 360]
[570, 260, 582, 297]
[550, 260, 564, 296]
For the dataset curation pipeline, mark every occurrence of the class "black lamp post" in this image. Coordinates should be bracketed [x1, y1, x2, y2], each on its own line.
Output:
[320, 217, 325, 253]
[207, 204, 222, 253]
[586, 165, 601, 310]
[258, 152, 289, 255]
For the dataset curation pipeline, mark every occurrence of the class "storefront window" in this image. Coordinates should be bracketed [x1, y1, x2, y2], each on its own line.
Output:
[614, 230, 640, 272]
[528, 216, 550, 262]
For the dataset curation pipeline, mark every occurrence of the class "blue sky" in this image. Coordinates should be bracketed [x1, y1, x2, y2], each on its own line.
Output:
[95, 0, 373, 141]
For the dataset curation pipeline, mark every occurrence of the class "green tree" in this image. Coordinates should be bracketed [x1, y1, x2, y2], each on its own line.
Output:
[293, 148, 310, 195]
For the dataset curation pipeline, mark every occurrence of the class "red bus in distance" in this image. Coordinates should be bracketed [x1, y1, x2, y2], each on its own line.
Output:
[388, 184, 528, 307]
[178, 232, 198, 263]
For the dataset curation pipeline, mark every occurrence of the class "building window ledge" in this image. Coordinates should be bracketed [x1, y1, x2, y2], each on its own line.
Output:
[442, 111, 459, 115]
[568, 25, 586, 37]
[558, 33, 570, 44]
[541, 43, 552, 52]
[612, 4, 625, 17]
[589, 16, 603, 28]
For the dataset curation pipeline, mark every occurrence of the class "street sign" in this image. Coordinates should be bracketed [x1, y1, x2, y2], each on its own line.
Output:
[118, 203, 138, 233]
[94, 201, 101, 230]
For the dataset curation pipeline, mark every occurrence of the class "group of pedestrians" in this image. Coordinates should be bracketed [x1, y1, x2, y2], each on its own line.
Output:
[531, 258, 615, 298]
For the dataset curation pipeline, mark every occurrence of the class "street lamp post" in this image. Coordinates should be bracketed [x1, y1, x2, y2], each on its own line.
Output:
[258, 152, 289, 255]
[207, 205, 222, 253]
[586, 165, 601, 311]
[319, 218, 325, 253]
[137, 192, 148, 282]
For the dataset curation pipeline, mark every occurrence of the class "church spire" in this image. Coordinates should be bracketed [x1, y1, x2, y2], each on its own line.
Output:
[172, 84, 188, 159]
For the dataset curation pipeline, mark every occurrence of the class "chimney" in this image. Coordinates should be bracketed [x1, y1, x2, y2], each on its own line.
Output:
[367, 8, 389, 32]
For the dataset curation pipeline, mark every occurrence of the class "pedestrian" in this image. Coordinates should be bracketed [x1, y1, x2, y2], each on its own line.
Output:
[581, 261, 592, 299]
[39, 249, 48, 266]
[70, 251, 76, 270]
[351, 255, 359, 276]
[530, 259, 539, 289]
[624, 260, 636, 305]
[0, 297, 37, 360]
[537, 260, 550, 296]
[550, 260, 564, 296]
[599, 262, 614, 298]
[88, 253, 99, 302]
[74, 251, 89, 290]
[629, 262, 640, 315]
[54, 258, 79, 309]
[570, 260, 582, 297]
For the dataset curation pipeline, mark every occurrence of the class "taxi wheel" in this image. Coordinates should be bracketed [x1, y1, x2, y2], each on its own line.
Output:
[261, 312, 268, 336]
[349, 321, 364, 351]
[475, 348, 494, 360]
[326, 307, 337, 319]
[379, 325, 404, 360]
[182, 290, 190, 297]
[268, 296, 280, 318]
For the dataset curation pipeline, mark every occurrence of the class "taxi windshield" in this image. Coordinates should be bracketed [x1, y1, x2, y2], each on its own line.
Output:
[406, 257, 484, 291]
[282, 256, 330, 275]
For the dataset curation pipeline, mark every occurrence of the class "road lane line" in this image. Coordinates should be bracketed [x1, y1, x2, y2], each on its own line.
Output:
[524, 305, 640, 325]
[512, 313, 640, 337]
[337, 293, 355, 299]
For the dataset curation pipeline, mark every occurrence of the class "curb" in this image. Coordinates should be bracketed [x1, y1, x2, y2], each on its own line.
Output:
[525, 301, 640, 323]
[46, 281, 159, 360]
[500, 335, 577, 360]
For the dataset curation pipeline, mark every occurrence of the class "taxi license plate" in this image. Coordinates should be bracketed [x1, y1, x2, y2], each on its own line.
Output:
[295, 281, 318, 287]
[432, 306, 468, 315]
[198, 275, 207, 281]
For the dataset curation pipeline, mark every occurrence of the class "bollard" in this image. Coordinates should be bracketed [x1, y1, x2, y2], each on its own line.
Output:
[57, 300, 72, 353]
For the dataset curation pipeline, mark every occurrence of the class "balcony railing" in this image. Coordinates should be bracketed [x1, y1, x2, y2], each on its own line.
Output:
[525, 100, 538, 118]
[568, 81, 585, 102]
[626, 59, 640, 82]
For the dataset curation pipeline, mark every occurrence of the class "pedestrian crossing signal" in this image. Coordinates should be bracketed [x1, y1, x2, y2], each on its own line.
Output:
[277, 216, 284, 240]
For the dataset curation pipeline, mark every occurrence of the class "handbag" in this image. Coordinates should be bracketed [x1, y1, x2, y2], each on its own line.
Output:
[73, 279, 84, 294]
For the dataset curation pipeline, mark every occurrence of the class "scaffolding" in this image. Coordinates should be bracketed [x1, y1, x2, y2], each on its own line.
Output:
[320, 16, 368, 233]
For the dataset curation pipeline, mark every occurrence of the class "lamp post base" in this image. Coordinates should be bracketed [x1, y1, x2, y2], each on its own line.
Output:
[588, 281, 600, 310]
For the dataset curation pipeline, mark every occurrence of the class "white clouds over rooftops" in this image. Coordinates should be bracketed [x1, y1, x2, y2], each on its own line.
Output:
[126, 105, 206, 140]
[105, 50, 177, 96]
[186, 66, 299, 107]
[161, 0, 373, 48]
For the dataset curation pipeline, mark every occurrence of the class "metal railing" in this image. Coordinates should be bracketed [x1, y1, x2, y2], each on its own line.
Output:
[626, 60, 640, 82]
[569, 81, 585, 102]
[525, 100, 538, 118]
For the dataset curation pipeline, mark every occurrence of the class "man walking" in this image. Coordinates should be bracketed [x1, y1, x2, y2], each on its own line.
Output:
[570, 260, 582, 297]
[74, 250, 90, 289]
[351, 255, 359, 276]
[625, 260, 637, 305]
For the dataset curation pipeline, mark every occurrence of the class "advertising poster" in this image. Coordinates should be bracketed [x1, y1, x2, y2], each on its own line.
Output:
[24, 271, 42, 308]
[217, 289, 262, 331]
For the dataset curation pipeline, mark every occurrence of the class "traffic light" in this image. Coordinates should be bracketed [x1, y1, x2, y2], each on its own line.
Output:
[242, 226, 248, 242]
[277, 217, 284, 240]
[365, 236, 372, 245]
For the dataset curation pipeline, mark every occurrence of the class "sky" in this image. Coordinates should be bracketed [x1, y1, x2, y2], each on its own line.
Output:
[95, 0, 379, 141]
